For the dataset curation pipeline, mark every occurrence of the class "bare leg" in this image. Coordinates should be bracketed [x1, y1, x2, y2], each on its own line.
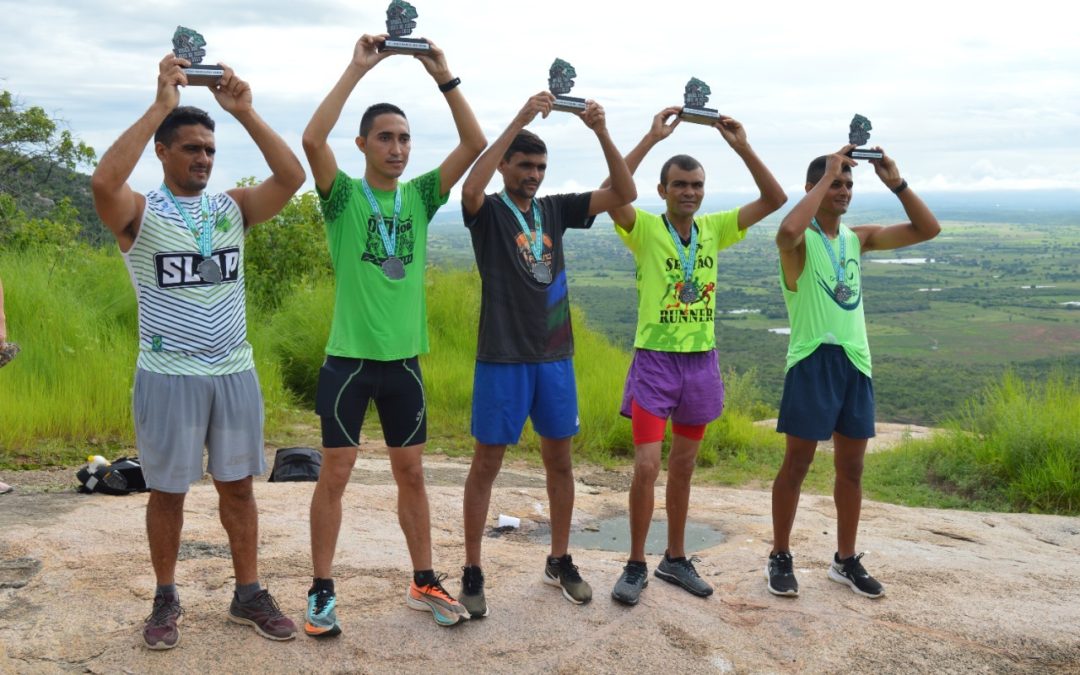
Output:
[628, 441, 662, 562]
[389, 443, 432, 571]
[309, 446, 358, 579]
[215, 476, 258, 585]
[833, 432, 868, 559]
[540, 436, 574, 558]
[664, 434, 703, 559]
[147, 490, 186, 585]
[770, 435, 818, 554]
[463, 442, 507, 567]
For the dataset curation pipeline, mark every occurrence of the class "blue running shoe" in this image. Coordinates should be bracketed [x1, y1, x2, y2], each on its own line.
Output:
[305, 588, 341, 638]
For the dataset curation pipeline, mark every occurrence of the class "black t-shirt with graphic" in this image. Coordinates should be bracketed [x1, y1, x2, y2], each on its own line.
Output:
[464, 192, 593, 363]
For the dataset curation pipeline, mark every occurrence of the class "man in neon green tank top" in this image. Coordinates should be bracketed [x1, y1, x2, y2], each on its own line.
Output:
[767, 144, 940, 600]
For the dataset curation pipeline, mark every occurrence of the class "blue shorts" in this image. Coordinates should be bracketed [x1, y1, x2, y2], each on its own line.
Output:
[776, 344, 876, 441]
[471, 359, 579, 445]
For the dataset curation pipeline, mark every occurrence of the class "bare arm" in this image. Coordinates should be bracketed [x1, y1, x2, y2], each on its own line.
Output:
[583, 101, 637, 216]
[216, 66, 305, 227]
[604, 106, 682, 231]
[302, 34, 392, 196]
[715, 116, 787, 230]
[855, 148, 941, 251]
[90, 54, 184, 251]
[460, 92, 553, 218]
[411, 41, 487, 195]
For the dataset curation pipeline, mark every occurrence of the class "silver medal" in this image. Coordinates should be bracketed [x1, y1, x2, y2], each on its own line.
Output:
[531, 262, 552, 284]
[834, 282, 852, 302]
[382, 256, 406, 280]
[679, 281, 700, 304]
[197, 258, 222, 284]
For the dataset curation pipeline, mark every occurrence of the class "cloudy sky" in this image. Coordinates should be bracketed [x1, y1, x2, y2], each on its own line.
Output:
[2, 0, 1078, 204]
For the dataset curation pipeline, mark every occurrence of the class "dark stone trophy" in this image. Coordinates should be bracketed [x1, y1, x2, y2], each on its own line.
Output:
[847, 114, 884, 160]
[549, 59, 587, 113]
[378, 0, 431, 53]
[679, 77, 721, 125]
[172, 26, 223, 87]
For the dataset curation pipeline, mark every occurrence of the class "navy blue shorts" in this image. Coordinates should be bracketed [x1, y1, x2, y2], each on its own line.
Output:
[776, 344, 875, 441]
[471, 359, 579, 445]
[316, 355, 427, 449]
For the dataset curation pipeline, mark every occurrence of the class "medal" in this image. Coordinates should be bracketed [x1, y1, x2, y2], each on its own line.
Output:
[833, 282, 852, 302]
[381, 256, 406, 280]
[162, 183, 219, 284]
[664, 214, 699, 305]
[197, 258, 223, 284]
[810, 218, 852, 301]
[361, 178, 404, 279]
[499, 191, 548, 283]
[531, 262, 552, 284]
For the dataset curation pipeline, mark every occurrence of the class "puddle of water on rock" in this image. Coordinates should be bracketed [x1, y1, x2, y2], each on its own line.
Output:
[520, 517, 725, 554]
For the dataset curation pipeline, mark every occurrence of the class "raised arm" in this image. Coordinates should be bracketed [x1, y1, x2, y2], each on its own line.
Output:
[217, 66, 305, 227]
[604, 106, 682, 231]
[460, 92, 553, 218]
[90, 54, 184, 251]
[302, 34, 392, 195]
[582, 101, 637, 216]
[411, 41, 486, 195]
[775, 145, 856, 290]
[854, 149, 941, 251]
[715, 116, 787, 230]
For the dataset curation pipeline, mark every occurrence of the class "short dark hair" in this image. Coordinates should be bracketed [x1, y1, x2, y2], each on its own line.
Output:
[359, 103, 407, 138]
[659, 154, 703, 186]
[154, 106, 215, 146]
[503, 130, 547, 161]
[806, 155, 852, 185]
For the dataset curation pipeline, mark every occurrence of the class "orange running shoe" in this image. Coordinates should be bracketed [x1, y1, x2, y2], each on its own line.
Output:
[406, 573, 470, 626]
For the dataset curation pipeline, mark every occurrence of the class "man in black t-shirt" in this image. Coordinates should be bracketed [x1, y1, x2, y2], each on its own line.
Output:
[457, 91, 636, 617]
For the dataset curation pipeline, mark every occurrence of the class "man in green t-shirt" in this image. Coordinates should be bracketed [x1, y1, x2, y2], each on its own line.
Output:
[767, 145, 940, 600]
[606, 107, 787, 605]
[301, 33, 486, 635]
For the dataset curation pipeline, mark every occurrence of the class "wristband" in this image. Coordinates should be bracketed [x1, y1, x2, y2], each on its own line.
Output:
[890, 179, 909, 195]
[438, 77, 461, 93]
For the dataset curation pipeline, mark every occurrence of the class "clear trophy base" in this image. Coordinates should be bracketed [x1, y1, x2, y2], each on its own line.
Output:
[183, 65, 224, 87]
[552, 95, 587, 113]
[378, 37, 431, 52]
[848, 148, 884, 160]
[679, 106, 720, 125]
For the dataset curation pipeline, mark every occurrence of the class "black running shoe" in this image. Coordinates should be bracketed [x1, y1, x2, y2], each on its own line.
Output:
[828, 552, 884, 598]
[655, 554, 713, 597]
[611, 561, 649, 606]
[459, 565, 488, 618]
[766, 551, 799, 597]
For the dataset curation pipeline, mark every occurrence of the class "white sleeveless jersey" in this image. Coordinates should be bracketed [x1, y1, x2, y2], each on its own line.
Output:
[123, 189, 253, 375]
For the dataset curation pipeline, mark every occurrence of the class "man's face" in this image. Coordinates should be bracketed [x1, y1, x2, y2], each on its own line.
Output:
[811, 170, 853, 217]
[658, 165, 706, 219]
[156, 124, 215, 195]
[498, 152, 547, 201]
[357, 113, 411, 180]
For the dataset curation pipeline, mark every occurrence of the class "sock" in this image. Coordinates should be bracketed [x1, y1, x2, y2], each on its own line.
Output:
[155, 583, 178, 599]
[626, 560, 647, 569]
[309, 577, 335, 596]
[413, 569, 437, 587]
[665, 551, 687, 563]
[236, 580, 262, 604]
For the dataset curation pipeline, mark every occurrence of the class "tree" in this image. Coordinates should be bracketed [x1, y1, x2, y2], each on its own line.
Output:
[0, 90, 96, 197]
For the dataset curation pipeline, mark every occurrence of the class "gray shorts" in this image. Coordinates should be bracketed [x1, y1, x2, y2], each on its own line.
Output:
[133, 368, 266, 493]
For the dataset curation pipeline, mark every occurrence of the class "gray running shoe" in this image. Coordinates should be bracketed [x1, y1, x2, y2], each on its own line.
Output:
[543, 554, 592, 604]
[611, 561, 649, 606]
[828, 552, 885, 598]
[229, 589, 298, 640]
[655, 554, 713, 597]
[143, 592, 183, 650]
[766, 551, 799, 597]
[459, 565, 488, 618]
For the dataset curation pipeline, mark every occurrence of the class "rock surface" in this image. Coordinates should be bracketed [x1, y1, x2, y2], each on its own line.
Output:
[1, 451, 1077, 674]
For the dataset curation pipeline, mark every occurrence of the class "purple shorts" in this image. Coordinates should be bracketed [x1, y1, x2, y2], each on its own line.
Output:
[619, 349, 725, 426]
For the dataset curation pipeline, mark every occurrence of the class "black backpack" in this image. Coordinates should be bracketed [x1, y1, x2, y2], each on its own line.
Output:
[268, 447, 322, 482]
[77, 457, 148, 495]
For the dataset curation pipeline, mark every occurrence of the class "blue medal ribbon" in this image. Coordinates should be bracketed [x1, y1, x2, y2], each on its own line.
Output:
[361, 179, 402, 258]
[663, 214, 698, 288]
[810, 217, 847, 285]
[499, 191, 543, 263]
[161, 183, 214, 258]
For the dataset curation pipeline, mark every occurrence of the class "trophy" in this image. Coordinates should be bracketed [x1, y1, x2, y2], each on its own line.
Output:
[847, 114, 884, 160]
[172, 26, 223, 87]
[548, 58, 587, 113]
[679, 77, 721, 125]
[378, 0, 431, 53]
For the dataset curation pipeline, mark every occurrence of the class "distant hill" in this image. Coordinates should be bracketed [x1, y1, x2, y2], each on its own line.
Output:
[0, 151, 110, 246]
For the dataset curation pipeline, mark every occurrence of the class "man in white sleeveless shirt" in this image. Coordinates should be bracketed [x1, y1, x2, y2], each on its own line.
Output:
[91, 53, 305, 650]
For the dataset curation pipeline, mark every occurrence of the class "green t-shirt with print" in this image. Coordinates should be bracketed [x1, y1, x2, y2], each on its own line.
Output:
[616, 208, 744, 352]
[319, 168, 447, 360]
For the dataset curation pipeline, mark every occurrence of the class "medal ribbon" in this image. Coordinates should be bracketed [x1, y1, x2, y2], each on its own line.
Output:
[499, 191, 543, 263]
[361, 179, 402, 258]
[810, 217, 846, 283]
[161, 183, 213, 258]
[663, 214, 698, 287]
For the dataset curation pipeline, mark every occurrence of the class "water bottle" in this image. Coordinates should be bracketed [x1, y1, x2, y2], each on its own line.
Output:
[87, 455, 109, 473]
